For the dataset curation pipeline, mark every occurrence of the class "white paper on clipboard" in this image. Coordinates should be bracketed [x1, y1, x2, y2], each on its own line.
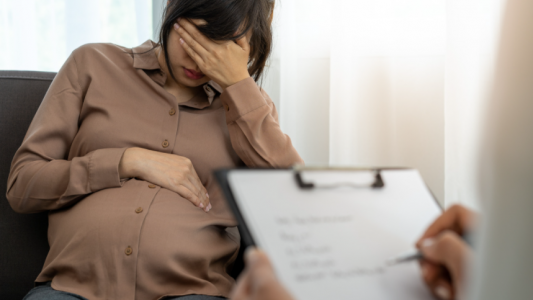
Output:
[227, 168, 441, 300]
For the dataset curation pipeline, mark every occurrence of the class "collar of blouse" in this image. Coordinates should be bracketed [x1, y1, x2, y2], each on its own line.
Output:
[130, 39, 223, 109]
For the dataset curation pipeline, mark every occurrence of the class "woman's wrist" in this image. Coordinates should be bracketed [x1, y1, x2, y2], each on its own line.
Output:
[119, 147, 145, 179]
[218, 73, 251, 90]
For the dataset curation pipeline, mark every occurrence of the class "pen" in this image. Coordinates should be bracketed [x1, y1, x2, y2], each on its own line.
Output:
[386, 233, 473, 266]
[386, 250, 424, 266]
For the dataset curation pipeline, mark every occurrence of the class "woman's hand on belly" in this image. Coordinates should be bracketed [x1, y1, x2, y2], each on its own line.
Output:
[119, 147, 212, 212]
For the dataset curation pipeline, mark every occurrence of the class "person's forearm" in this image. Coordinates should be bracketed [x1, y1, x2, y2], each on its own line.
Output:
[7, 148, 127, 213]
[221, 78, 304, 168]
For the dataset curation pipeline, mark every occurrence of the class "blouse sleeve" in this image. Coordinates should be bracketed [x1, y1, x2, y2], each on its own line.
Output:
[220, 77, 304, 167]
[6, 49, 127, 214]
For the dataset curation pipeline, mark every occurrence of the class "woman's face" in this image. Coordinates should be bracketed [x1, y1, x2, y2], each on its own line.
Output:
[163, 23, 211, 87]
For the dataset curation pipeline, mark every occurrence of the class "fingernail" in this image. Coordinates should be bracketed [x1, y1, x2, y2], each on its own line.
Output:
[435, 285, 451, 300]
[174, 23, 179, 30]
[199, 203, 204, 208]
[421, 238, 435, 249]
[206, 192, 210, 198]
[180, 38, 184, 45]
[207, 203, 212, 212]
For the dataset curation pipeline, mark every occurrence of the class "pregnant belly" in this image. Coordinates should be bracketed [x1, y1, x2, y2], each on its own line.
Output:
[44, 179, 239, 293]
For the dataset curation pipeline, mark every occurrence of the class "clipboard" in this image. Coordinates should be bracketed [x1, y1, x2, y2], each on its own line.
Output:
[215, 167, 441, 249]
[215, 167, 442, 300]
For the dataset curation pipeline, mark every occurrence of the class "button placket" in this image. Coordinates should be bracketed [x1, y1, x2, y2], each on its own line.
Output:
[125, 182, 160, 266]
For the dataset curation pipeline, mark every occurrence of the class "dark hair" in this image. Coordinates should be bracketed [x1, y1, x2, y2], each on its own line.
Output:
[158, 0, 274, 83]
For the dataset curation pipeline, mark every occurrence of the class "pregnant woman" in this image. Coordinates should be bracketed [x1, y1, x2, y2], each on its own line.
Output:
[6, 0, 302, 299]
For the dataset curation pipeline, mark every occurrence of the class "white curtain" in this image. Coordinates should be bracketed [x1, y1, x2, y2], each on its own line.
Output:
[0, 0, 152, 72]
[1, 0, 505, 207]
[444, 0, 504, 208]
[263, 0, 505, 207]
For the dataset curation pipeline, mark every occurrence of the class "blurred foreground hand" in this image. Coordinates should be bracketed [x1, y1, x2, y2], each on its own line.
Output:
[231, 248, 295, 300]
[416, 205, 478, 300]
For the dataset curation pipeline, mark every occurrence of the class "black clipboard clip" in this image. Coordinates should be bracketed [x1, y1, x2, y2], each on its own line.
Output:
[293, 166, 385, 190]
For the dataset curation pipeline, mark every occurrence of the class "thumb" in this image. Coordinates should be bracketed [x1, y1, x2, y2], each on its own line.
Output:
[246, 247, 276, 276]
[245, 248, 279, 290]
[231, 247, 272, 300]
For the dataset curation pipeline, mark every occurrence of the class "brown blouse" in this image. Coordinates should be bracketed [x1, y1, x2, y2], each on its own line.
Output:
[6, 40, 302, 300]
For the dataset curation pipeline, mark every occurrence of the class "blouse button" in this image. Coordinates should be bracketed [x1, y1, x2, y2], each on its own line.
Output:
[135, 207, 144, 213]
[223, 103, 230, 111]
[148, 184, 156, 189]
[125, 246, 133, 256]
[162, 140, 169, 148]
[169, 108, 176, 116]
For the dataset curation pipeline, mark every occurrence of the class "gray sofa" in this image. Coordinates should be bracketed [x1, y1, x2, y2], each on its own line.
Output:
[0, 70, 245, 300]
[0, 70, 56, 299]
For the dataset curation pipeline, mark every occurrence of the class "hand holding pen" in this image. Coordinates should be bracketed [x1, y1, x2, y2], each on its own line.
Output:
[387, 205, 477, 299]
[415, 205, 478, 300]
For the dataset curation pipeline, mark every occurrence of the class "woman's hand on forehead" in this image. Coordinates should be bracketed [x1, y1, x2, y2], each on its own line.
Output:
[175, 18, 251, 90]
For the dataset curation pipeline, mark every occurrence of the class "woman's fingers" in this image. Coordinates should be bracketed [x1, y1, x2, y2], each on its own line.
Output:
[235, 34, 250, 52]
[173, 185, 203, 209]
[185, 160, 210, 206]
[169, 159, 210, 212]
[177, 19, 215, 51]
[174, 183, 210, 212]
[179, 172, 210, 212]
[178, 37, 205, 68]
[175, 22, 208, 64]
[175, 21, 210, 60]
[186, 172, 211, 212]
